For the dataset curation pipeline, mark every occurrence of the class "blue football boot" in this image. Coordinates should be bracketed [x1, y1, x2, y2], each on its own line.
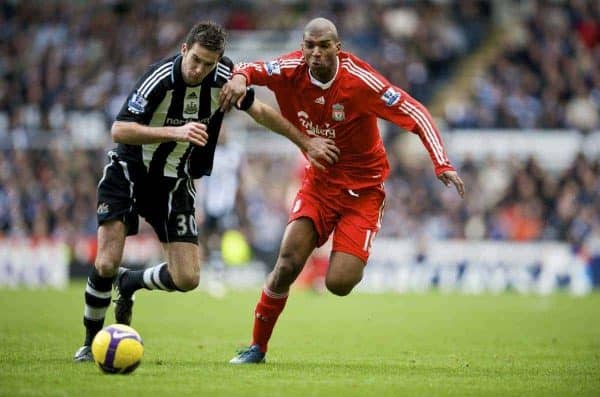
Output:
[229, 345, 266, 364]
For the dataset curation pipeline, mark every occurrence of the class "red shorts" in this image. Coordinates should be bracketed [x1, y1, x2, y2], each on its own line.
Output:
[288, 181, 386, 262]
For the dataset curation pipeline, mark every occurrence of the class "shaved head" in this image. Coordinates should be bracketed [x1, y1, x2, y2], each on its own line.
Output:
[303, 18, 339, 42]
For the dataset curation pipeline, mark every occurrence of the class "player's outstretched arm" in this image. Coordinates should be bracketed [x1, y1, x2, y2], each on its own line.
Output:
[377, 89, 462, 196]
[437, 170, 465, 198]
[245, 100, 340, 170]
[111, 121, 209, 146]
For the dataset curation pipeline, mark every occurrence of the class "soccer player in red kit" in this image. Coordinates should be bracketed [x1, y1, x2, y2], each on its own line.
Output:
[220, 17, 465, 364]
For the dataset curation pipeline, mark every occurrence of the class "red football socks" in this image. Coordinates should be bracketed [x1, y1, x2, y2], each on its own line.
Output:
[252, 288, 288, 353]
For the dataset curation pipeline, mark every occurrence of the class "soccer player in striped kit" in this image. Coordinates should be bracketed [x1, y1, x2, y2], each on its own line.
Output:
[220, 18, 465, 364]
[73, 21, 340, 362]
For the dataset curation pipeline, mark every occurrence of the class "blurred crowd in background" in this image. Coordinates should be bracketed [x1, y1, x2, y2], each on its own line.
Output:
[0, 0, 490, 128]
[445, 0, 600, 130]
[0, 0, 599, 266]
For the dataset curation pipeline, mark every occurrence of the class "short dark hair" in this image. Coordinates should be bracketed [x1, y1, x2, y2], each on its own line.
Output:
[184, 21, 227, 55]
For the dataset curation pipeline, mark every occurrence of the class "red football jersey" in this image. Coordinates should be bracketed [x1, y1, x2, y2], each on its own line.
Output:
[235, 50, 454, 189]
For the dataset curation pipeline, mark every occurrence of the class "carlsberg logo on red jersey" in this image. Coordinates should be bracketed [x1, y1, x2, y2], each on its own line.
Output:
[297, 111, 336, 138]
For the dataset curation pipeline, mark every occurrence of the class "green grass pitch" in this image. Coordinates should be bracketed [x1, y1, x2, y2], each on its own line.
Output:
[1, 282, 599, 397]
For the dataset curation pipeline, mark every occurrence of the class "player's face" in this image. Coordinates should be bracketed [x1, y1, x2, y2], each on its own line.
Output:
[181, 42, 220, 85]
[302, 32, 340, 81]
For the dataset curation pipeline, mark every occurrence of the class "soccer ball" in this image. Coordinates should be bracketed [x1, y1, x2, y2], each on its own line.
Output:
[91, 324, 144, 374]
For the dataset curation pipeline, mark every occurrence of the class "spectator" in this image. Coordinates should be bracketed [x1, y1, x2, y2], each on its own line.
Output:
[3, 1, 598, 268]
[449, 0, 600, 130]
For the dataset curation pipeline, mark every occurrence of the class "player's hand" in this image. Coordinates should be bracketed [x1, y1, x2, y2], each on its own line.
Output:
[219, 74, 247, 112]
[306, 137, 340, 171]
[176, 122, 209, 146]
[437, 170, 465, 198]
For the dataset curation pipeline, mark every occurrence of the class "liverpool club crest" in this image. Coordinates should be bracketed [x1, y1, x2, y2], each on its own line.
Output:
[332, 103, 345, 121]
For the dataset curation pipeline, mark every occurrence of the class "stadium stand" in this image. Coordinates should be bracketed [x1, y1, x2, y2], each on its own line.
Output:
[0, 1, 598, 289]
[443, 0, 600, 130]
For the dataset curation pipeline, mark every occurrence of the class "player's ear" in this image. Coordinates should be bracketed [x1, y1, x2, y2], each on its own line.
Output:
[336, 41, 341, 52]
[181, 42, 188, 55]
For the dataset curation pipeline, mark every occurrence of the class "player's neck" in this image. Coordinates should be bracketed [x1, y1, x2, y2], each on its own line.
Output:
[308, 57, 339, 88]
[312, 70, 334, 83]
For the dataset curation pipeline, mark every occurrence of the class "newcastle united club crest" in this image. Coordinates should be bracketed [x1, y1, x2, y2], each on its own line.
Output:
[183, 87, 201, 119]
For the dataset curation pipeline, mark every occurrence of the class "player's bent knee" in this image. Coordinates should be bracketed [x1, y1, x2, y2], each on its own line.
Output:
[325, 281, 355, 296]
[94, 260, 119, 277]
[175, 277, 200, 292]
[273, 258, 303, 282]
[325, 275, 361, 296]
[179, 280, 199, 291]
[174, 273, 200, 291]
[170, 267, 200, 291]
[278, 250, 304, 266]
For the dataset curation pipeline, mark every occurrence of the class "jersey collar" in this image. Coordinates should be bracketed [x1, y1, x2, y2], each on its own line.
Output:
[308, 56, 339, 90]
[172, 54, 183, 86]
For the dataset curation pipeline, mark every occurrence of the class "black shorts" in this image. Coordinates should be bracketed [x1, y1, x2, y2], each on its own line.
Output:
[96, 151, 198, 244]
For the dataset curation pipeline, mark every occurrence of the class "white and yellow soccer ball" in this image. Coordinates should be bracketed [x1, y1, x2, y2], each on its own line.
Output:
[91, 324, 144, 374]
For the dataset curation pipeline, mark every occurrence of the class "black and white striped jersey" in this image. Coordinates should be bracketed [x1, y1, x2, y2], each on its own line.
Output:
[114, 54, 248, 179]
